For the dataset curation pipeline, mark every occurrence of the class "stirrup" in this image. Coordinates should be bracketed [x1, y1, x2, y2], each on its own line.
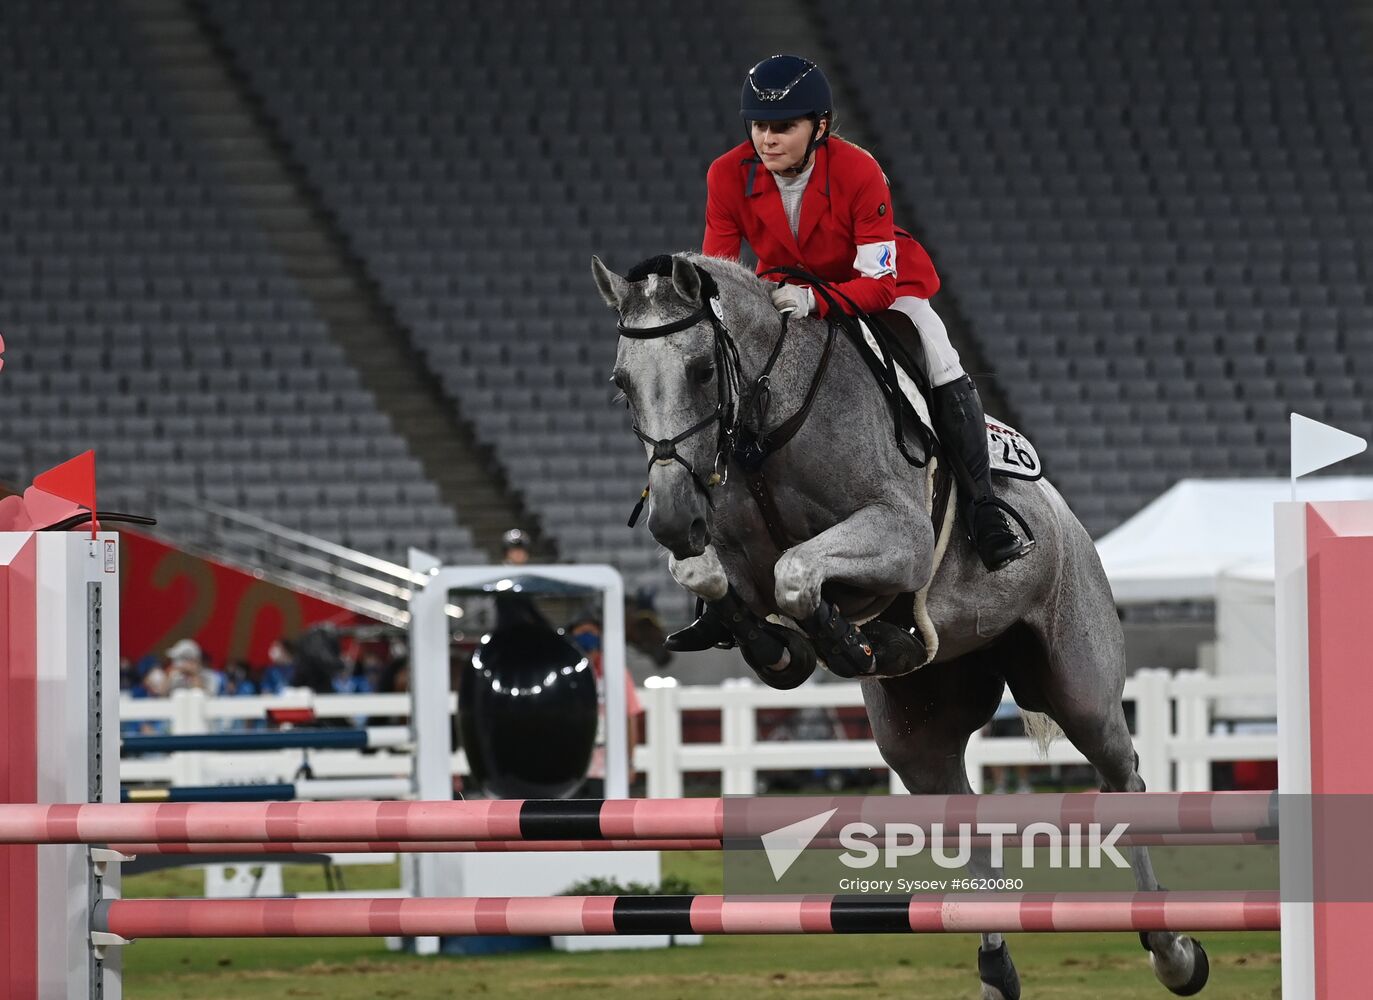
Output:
[664, 612, 736, 652]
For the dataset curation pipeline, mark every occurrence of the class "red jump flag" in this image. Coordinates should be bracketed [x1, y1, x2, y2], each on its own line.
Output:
[32, 450, 98, 538]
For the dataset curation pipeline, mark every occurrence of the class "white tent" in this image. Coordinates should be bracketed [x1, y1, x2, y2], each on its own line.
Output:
[1093, 476, 1373, 719]
[1093, 476, 1373, 603]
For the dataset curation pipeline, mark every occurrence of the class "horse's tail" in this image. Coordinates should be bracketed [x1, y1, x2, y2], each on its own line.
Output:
[1020, 709, 1062, 758]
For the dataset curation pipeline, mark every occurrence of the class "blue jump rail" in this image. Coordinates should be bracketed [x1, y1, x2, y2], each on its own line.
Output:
[122, 784, 297, 803]
[122, 730, 375, 755]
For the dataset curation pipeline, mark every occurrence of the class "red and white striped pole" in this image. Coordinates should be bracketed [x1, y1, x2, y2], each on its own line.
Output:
[90, 891, 1280, 939]
[0, 792, 1275, 846]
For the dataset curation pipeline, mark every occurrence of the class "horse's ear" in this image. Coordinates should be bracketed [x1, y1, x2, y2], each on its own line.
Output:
[591, 255, 629, 310]
[670, 255, 702, 305]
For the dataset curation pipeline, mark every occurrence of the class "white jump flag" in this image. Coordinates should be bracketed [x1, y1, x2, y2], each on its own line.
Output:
[1290, 413, 1367, 483]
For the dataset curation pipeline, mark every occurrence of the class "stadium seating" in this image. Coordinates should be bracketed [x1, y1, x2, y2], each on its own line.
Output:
[0, 0, 479, 561]
[201, 0, 768, 617]
[6, 0, 1371, 614]
[815, 0, 1373, 533]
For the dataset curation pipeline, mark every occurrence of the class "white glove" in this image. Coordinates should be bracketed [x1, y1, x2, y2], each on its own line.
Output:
[770, 283, 814, 317]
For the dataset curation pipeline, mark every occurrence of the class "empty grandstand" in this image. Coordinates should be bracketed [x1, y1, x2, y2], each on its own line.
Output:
[1, 0, 1370, 615]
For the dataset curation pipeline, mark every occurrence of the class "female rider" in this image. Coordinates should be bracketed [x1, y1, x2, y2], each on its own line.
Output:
[667, 54, 1031, 652]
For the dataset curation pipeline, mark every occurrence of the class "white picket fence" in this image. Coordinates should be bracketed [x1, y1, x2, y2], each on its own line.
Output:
[119, 668, 1277, 799]
[635, 668, 1278, 798]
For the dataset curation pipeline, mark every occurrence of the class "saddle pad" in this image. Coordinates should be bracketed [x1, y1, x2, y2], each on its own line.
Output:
[859, 321, 934, 438]
[987, 418, 1043, 481]
[857, 319, 1043, 484]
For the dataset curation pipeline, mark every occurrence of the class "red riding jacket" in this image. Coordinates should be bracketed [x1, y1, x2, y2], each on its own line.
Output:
[702, 137, 940, 317]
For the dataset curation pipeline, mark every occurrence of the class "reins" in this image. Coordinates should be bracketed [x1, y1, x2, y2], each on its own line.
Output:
[764, 265, 934, 468]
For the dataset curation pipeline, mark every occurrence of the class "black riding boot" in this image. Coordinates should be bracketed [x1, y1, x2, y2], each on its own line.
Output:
[664, 597, 737, 652]
[932, 375, 1034, 571]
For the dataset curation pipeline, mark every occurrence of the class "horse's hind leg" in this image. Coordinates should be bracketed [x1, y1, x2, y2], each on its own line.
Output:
[863, 664, 1022, 1000]
[1027, 568, 1210, 996]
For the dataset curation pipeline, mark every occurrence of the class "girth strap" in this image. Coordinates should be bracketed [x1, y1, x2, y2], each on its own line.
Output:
[742, 469, 793, 551]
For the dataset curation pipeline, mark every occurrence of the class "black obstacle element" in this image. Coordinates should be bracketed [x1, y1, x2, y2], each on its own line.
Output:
[460, 591, 599, 799]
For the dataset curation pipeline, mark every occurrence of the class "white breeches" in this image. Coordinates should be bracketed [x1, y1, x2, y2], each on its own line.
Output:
[890, 296, 965, 388]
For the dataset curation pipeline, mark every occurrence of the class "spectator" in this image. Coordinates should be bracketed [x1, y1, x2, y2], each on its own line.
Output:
[222, 659, 257, 696]
[121, 655, 172, 737]
[291, 626, 339, 694]
[356, 650, 386, 693]
[502, 527, 531, 565]
[568, 616, 645, 783]
[258, 638, 296, 695]
[165, 639, 223, 696]
[119, 656, 137, 692]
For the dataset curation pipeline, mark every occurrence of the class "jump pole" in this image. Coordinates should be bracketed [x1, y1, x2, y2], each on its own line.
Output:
[104, 830, 1268, 856]
[89, 891, 1281, 939]
[0, 792, 1278, 844]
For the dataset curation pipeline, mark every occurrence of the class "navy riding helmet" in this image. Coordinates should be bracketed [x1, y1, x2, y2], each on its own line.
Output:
[740, 54, 833, 121]
[740, 55, 833, 169]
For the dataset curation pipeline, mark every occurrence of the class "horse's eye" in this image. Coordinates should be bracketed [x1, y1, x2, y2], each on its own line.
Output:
[692, 360, 716, 385]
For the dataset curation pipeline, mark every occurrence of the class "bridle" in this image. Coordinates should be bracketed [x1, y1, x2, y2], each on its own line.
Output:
[615, 259, 747, 527]
[614, 256, 834, 531]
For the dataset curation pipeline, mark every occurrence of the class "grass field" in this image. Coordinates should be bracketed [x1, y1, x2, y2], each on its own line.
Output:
[121, 849, 1282, 999]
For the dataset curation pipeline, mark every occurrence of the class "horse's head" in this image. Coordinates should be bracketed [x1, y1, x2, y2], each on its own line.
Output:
[593, 252, 772, 559]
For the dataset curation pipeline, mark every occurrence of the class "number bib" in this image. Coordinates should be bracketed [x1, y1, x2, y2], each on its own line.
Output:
[986, 418, 1043, 481]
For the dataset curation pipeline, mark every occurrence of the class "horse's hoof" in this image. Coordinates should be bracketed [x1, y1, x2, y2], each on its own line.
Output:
[1146, 935, 1210, 996]
[1166, 938, 1209, 996]
[740, 623, 816, 690]
[977, 940, 1021, 1000]
[803, 601, 876, 678]
[861, 621, 928, 677]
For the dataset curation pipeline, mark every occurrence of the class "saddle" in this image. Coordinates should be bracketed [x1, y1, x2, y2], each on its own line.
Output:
[873, 308, 1044, 483]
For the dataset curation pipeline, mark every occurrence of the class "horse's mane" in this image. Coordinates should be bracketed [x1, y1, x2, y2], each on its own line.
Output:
[619, 251, 798, 340]
[682, 252, 774, 305]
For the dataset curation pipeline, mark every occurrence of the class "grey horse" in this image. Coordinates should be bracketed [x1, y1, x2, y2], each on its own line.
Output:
[593, 252, 1210, 999]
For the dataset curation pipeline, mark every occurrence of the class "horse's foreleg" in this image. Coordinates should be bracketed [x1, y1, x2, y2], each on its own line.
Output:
[669, 546, 817, 689]
[773, 503, 930, 677]
[773, 503, 927, 617]
[669, 545, 730, 601]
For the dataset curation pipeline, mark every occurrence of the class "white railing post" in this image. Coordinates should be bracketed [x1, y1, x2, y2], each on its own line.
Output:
[719, 681, 756, 796]
[170, 688, 207, 785]
[643, 683, 682, 799]
[1132, 668, 1172, 792]
[1171, 672, 1212, 791]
